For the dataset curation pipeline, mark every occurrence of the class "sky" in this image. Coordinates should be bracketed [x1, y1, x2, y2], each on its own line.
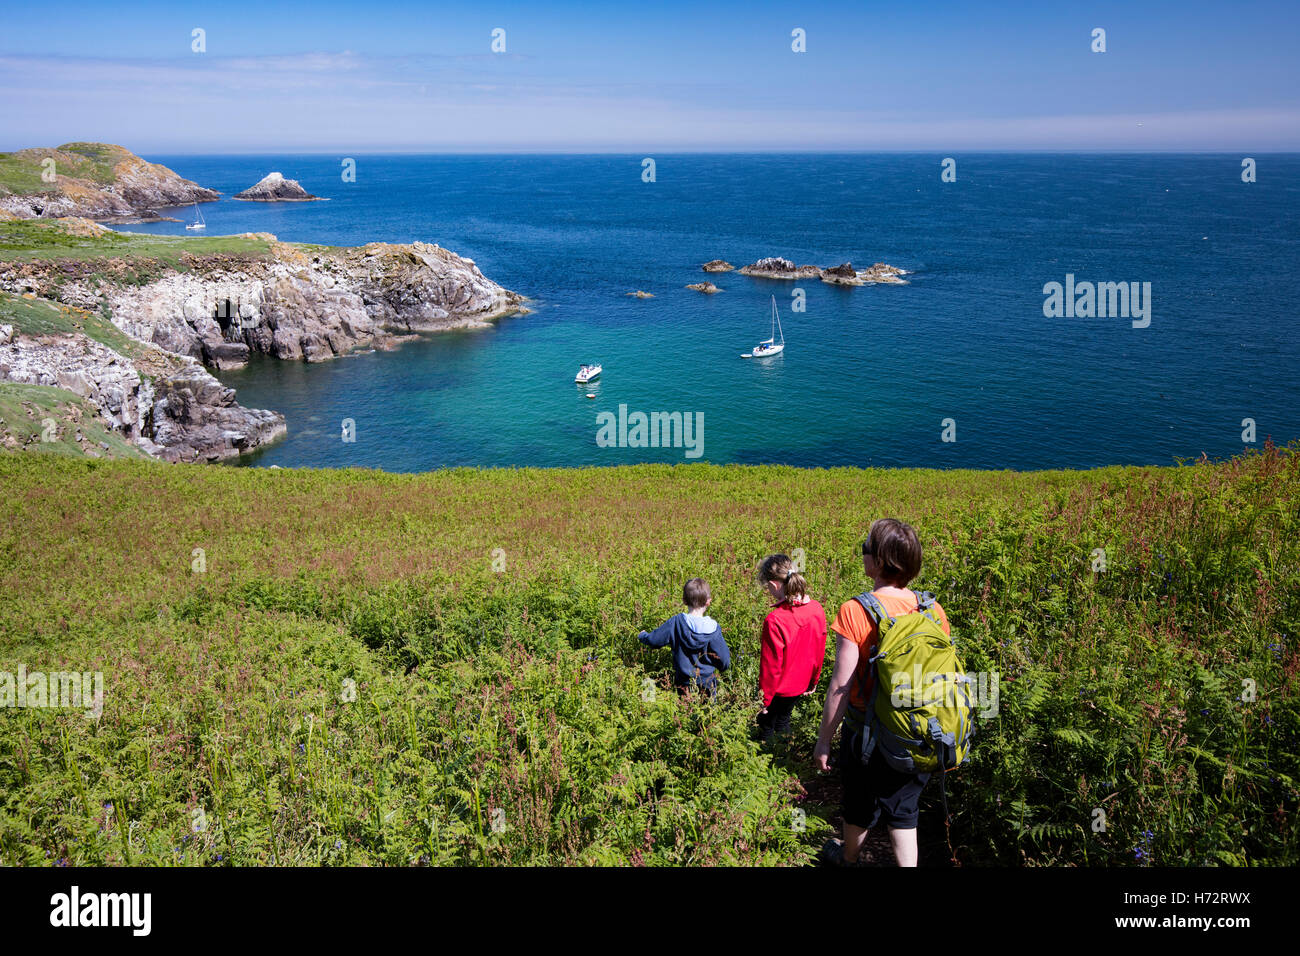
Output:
[2, 0, 1298, 152]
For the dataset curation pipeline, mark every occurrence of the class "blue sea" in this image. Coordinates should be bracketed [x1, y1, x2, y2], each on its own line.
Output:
[117, 153, 1300, 471]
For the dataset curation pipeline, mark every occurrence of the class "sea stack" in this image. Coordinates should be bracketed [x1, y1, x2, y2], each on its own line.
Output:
[234, 172, 321, 202]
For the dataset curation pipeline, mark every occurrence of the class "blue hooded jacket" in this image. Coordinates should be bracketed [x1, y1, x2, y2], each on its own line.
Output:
[639, 612, 731, 692]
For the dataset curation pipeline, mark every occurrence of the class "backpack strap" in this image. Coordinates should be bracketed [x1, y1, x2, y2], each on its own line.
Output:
[848, 592, 892, 734]
[911, 589, 942, 625]
[853, 591, 893, 629]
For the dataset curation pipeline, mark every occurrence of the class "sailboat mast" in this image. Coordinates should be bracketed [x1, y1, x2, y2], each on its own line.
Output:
[773, 296, 784, 345]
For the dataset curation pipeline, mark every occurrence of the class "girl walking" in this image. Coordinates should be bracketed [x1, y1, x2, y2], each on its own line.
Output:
[756, 554, 828, 743]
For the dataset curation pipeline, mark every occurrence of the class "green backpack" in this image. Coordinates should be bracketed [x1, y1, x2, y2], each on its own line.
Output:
[849, 590, 975, 777]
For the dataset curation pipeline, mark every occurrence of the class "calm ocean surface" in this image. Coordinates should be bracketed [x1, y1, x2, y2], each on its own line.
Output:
[119, 153, 1300, 471]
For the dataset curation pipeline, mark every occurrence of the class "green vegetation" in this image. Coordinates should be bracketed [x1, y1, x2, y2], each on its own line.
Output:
[0, 448, 1295, 866]
[0, 143, 125, 197]
[0, 290, 144, 358]
[0, 385, 148, 460]
[0, 219, 273, 267]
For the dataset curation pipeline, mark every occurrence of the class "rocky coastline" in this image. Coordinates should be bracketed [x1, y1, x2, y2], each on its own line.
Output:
[0, 298, 287, 462]
[0, 143, 218, 224]
[0, 139, 528, 465]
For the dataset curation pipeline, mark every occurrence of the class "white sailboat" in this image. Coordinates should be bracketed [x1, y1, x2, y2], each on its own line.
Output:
[185, 203, 206, 231]
[743, 295, 785, 358]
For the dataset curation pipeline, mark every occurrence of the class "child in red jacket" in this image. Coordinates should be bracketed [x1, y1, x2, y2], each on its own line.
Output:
[756, 554, 828, 743]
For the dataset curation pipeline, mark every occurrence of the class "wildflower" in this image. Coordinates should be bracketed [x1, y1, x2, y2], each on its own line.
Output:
[1200, 708, 1209, 716]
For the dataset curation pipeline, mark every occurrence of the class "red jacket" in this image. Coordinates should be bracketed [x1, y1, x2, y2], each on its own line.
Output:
[760, 598, 828, 707]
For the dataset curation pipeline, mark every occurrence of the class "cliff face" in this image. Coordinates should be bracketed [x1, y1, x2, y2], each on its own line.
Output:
[0, 299, 286, 462]
[0, 218, 526, 462]
[0, 143, 218, 223]
[1, 238, 526, 370]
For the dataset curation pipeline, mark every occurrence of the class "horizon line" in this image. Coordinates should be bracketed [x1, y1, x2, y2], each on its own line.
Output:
[12, 146, 1296, 156]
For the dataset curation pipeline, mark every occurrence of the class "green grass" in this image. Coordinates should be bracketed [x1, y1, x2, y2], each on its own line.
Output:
[0, 290, 145, 358]
[0, 143, 125, 197]
[0, 384, 149, 460]
[0, 448, 1295, 866]
[0, 219, 273, 267]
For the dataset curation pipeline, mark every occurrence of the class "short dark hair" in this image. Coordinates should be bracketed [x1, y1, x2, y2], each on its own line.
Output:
[864, 519, 922, 586]
[683, 577, 711, 609]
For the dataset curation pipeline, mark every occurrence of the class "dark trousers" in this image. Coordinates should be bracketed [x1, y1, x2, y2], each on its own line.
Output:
[758, 695, 799, 742]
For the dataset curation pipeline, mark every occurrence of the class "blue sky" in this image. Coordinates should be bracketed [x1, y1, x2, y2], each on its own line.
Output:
[3, 0, 1298, 152]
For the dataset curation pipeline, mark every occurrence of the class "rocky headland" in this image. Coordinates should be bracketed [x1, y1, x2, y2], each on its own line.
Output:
[0, 143, 218, 223]
[234, 172, 322, 202]
[0, 210, 526, 463]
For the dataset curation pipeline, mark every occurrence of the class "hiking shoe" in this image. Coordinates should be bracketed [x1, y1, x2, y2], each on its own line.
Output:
[819, 838, 865, 867]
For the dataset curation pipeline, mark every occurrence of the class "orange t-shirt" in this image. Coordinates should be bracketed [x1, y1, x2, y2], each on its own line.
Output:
[830, 588, 950, 712]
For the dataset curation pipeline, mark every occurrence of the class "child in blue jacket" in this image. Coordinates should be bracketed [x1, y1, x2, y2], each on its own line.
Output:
[638, 577, 731, 696]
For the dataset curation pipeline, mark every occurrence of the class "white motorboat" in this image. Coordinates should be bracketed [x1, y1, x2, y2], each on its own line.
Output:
[575, 363, 602, 383]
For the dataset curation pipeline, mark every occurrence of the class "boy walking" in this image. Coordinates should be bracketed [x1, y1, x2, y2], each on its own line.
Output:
[638, 578, 731, 696]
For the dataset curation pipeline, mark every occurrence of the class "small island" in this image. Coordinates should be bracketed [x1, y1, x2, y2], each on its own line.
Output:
[701, 260, 734, 273]
[686, 282, 720, 294]
[233, 172, 322, 202]
[731, 256, 908, 285]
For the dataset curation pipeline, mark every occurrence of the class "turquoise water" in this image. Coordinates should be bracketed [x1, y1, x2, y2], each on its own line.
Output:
[121, 153, 1300, 470]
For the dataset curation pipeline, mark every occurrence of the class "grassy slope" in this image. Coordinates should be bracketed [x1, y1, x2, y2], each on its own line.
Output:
[1, 289, 144, 358]
[0, 384, 148, 460]
[0, 143, 125, 197]
[0, 450, 1295, 867]
[0, 218, 275, 266]
[0, 291, 150, 460]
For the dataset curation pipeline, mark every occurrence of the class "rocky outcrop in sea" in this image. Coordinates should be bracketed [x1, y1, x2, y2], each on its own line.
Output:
[233, 172, 321, 202]
[738, 257, 824, 279]
[734, 256, 908, 284]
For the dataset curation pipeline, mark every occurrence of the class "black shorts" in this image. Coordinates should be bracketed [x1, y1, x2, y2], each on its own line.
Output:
[840, 727, 930, 830]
